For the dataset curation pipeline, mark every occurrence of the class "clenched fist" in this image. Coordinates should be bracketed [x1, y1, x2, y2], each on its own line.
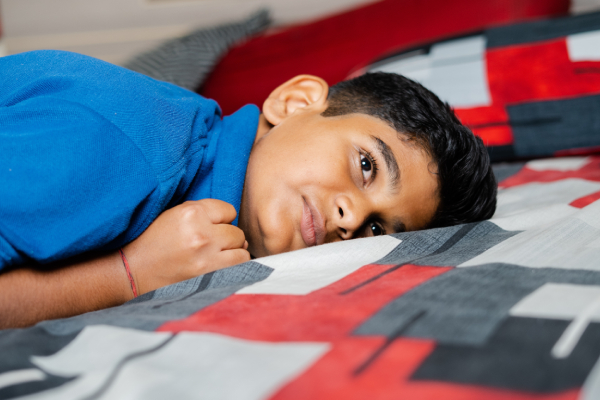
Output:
[122, 199, 251, 295]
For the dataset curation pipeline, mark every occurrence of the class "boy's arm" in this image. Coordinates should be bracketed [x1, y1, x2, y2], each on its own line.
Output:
[0, 252, 132, 329]
[0, 199, 250, 329]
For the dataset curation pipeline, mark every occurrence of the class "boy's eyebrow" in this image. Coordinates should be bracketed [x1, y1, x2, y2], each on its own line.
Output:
[392, 218, 406, 233]
[371, 135, 400, 191]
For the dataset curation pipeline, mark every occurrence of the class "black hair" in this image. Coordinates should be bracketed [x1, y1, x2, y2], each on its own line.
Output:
[322, 72, 497, 229]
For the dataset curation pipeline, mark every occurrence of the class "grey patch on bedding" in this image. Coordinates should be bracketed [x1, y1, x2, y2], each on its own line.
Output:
[354, 263, 600, 346]
[508, 94, 600, 158]
[411, 221, 519, 267]
[486, 11, 600, 49]
[492, 162, 525, 184]
[149, 260, 276, 308]
[378, 224, 465, 265]
[124, 9, 271, 91]
[0, 327, 77, 398]
[340, 225, 477, 295]
[152, 276, 206, 300]
[39, 261, 273, 336]
[377, 221, 516, 267]
[412, 317, 600, 392]
[341, 222, 517, 295]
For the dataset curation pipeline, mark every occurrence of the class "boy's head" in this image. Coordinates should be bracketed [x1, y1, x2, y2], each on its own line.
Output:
[238, 72, 497, 258]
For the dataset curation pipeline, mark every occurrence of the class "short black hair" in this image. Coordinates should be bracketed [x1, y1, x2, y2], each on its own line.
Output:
[322, 72, 497, 229]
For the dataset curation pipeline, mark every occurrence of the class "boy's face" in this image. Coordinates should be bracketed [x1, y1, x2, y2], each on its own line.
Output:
[238, 107, 440, 258]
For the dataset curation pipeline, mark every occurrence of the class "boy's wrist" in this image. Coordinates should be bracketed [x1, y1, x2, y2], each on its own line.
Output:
[102, 251, 137, 304]
[118, 249, 138, 299]
[120, 241, 148, 297]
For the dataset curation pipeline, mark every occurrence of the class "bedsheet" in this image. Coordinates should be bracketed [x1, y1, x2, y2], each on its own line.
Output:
[1, 156, 600, 399]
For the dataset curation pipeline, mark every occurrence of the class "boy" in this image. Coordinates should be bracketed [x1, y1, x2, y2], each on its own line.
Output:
[0, 50, 496, 328]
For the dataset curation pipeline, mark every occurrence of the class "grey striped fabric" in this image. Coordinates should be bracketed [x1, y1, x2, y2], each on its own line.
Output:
[124, 9, 270, 91]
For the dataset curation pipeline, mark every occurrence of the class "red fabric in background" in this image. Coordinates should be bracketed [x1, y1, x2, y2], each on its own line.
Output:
[486, 39, 600, 105]
[454, 106, 513, 146]
[200, 0, 570, 115]
[453, 39, 600, 148]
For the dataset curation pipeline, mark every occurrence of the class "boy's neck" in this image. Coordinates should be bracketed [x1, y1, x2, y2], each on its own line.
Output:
[254, 114, 272, 145]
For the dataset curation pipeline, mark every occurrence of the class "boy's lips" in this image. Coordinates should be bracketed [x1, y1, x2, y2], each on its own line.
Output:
[300, 197, 326, 247]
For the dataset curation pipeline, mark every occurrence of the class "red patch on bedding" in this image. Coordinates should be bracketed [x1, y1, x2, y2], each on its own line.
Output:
[499, 156, 600, 188]
[486, 39, 600, 105]
[570, 190, 600, 208]
[272, 334, 579, 400]
[157, 264, 450, 341]
[455, 106, 513, 146]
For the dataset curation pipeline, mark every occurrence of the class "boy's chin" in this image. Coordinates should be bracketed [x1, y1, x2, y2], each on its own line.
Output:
[248, 237, 277, 259]
[251, 233, 300, 259]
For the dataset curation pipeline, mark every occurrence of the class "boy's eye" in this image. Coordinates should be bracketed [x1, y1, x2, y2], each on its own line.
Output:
[360, 154, 375, 183]
[361, 155, 372, 172]
[368, 221, 384, 236]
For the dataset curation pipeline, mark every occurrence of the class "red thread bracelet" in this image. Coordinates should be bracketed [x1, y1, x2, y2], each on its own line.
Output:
[119, 249, 138, 298]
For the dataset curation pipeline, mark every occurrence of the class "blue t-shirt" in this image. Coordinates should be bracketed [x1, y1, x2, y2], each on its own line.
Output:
[0, 50, 259, 270]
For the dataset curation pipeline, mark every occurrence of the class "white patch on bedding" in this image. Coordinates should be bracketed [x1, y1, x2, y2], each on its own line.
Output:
[462, 199, 600, 271]
[21, 325, 328, 400]
[510, 283, 600, 321]
[22, 326, 171, 400]
[0, 369, 46, 390]
[491, 203, 578, 231]
[493, 179, 600, 219]
[96, 332, 328, 400]
[567, 30, 600, 61]
[238, 235, 401, 295]
[510, 283, 600, 359]
[526, 157, 590, 171]
[369, 35, 491, 108]
[582, 355, 600, 400]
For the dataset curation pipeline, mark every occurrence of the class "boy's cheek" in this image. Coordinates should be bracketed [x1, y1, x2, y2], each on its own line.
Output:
[253, 204, 301, 257]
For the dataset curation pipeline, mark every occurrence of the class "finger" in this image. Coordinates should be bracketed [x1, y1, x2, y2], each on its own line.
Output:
[243, 240, 248, 250]
[195, 199, 237, 224]
[214, 248, 252, 269]
[213, 224, 246, 250]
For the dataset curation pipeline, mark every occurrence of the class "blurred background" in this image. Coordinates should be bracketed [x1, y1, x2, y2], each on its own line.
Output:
[3, 0, 600, 162]
[0, 0, 378, 65]
[3, 0, 600, 66]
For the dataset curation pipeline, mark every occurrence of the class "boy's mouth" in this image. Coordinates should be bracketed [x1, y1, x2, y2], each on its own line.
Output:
[300, 197, 325, 247]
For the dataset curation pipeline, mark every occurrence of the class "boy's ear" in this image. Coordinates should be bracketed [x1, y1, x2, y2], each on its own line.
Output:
[262, 75, 329, 126]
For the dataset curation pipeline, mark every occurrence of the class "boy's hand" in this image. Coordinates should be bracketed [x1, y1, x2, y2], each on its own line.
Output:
[123, 199, 250, 295]
[0, 200, 248, 329]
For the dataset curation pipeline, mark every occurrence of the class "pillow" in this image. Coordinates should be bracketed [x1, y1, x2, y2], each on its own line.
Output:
[199, 0, 569, 115]
[364, 11, 600, 161]
[124, 9, 270, 91]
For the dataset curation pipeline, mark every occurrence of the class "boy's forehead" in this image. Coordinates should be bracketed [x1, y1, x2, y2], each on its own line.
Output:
[320, 112, 421, 155]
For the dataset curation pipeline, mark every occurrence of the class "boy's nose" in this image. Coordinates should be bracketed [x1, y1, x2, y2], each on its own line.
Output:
[334, 194, 364, 239]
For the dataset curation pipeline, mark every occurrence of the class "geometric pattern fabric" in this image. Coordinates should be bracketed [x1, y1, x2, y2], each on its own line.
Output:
[369, 12, 600, 161]
[1, 156, 600, 399]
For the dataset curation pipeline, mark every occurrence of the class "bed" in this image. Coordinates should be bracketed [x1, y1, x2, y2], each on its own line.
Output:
[2, 156, 600, 399]
[2, 1, 600, 399]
